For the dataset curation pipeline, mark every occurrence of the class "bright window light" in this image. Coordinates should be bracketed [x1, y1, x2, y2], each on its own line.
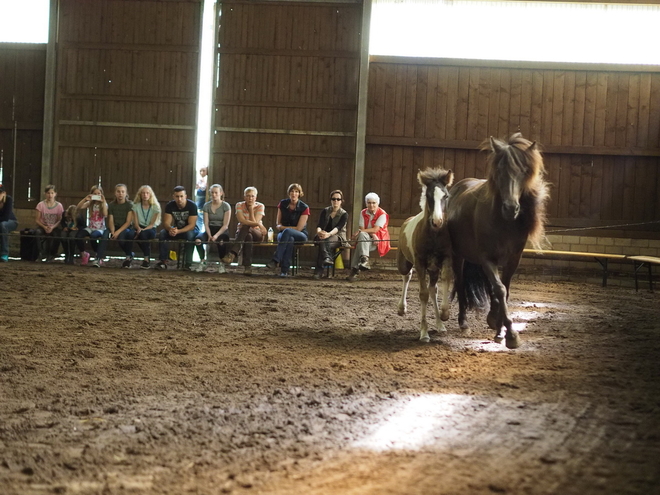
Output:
[353, 394, 472, 451]
[370, 0, 660, 65]
[195, 0, 217, 174]
[0, 0, 49, 43]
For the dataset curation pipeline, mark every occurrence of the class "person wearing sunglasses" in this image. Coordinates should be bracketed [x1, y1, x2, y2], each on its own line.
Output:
[312, 190, 349, 280]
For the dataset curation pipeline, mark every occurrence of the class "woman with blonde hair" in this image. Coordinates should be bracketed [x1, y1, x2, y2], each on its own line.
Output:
[132, 185, 161, 269]
[194, 183, 231, 273]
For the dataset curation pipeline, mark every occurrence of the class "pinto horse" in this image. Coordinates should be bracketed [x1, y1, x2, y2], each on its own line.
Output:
[447, 133, 549, 349]
[397, 168, 454, 342]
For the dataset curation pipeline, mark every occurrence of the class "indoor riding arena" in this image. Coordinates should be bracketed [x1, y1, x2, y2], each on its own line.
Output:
[1, 1, 659, 495]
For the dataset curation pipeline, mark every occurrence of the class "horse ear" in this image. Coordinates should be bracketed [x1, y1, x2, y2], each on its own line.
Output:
[446, 170, 454, 187]
[490, 136, 504, 153]
[527, 141, 537, 151]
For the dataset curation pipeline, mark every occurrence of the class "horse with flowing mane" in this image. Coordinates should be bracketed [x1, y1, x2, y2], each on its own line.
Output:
[397, 168, 454, 342]
[447, 133, 549, 349]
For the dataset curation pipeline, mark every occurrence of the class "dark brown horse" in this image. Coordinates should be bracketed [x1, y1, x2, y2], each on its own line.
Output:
[447, 133, 549, 349]
[397, 168, 454, 342]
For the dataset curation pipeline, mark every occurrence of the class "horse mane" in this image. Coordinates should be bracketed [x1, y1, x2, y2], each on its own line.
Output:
[417, 168, 454, 211]
[483, 133, 550, 249]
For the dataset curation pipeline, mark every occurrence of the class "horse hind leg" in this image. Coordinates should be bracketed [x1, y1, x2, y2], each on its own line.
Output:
[397, 252, 414, 316]
[439, 258, 452, 322]
[428, 269, 446, 333]
[417, 268, 431, 342]
[398, 269, 413, 316]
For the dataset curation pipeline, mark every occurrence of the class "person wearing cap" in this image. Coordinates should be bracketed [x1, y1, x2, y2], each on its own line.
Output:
[0, 184, 18, 262]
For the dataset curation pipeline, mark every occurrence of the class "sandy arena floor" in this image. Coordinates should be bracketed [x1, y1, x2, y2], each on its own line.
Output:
[1, 261, 659, 495]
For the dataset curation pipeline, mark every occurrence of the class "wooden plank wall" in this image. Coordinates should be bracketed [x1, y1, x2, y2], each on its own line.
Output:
[213, 0, 362, 227]
[52, 0, 201, 208]
[366, 59, 660, 236]
[0, 44, 46, 207]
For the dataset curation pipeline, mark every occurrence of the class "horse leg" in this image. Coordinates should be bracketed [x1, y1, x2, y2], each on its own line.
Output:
[439, 258, 452, 322]
[397, 251, 413, 316]
[452, 257, 469, 330]
[486, 290, 501, 331]
[417, 266, 430, 342]
[398, 269, 413, 316]
[482, 261, 518, 348]
[428, 269, 446, 333]
[498, 254, 523, 348]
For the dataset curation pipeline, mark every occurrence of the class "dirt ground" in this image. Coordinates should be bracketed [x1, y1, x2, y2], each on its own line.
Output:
[1, 260, 660, 495]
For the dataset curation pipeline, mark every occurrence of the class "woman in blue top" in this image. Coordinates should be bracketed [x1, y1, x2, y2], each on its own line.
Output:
[268, 183, 310, 277]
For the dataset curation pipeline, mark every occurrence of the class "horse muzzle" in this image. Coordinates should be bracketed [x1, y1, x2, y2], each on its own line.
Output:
[502, 202, 520, 221]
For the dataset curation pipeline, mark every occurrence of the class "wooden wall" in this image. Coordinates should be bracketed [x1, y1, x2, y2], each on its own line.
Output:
[52, 0, 201, 207]
[365, 58, 660, 236]
[0, 44, 46, 207]
[212, 0, 362, 227]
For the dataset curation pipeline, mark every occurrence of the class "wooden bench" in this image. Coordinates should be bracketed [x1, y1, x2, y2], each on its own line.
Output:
[628, 256, 660, 292]
[522, 249, 627, 287]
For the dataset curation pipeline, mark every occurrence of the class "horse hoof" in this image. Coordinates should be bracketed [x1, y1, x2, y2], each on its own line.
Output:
[419, 335, 430, 343]
[505, 331, 520, 349]
[437, 323, 447, 333]
[440, 310, 450, 321]
[494, 335, 504, 344]
[398, 308, 406, 316]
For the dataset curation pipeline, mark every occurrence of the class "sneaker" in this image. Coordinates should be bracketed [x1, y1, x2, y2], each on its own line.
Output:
[266, 259, 278, 269]
[217, 263, 226, 274]
[278, 271, 289, 278]
[358, 255, 370, 271]
[313, 270, 322, 280]
[155, 261, 167, 270]
[0, 255, 8, 262]
[244, 266, 252, 276]
[46, 255, 55, 263]
[323, 257, 334, 266]
[194, 261, 207, 272]
[140, 260, 150, 270]
[122, 259, 132, 268]
[92, 259, 103, 268]
[81, 251, 90, 265]
[347, 268, 359, 282]
[221, 252, 236, 264]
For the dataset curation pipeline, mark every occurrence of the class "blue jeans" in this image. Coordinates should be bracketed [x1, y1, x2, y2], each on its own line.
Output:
[135, 228, 157, 258]
[97, 228, 135, 259]
[0, 219, 18, 257]
[158, 227, 198, 266]
[75, 228, 104, 255]
[274, 228, 308, 274]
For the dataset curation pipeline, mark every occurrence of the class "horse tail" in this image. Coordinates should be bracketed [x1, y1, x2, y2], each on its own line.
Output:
[461, 261, 491, 311]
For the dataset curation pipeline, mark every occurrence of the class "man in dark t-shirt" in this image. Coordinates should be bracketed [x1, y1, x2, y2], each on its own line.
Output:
[155, 186, 198, 270]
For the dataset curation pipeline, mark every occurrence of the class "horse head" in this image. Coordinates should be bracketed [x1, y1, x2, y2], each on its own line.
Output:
[487, 133, 543, 221]
[418, 168, 454, 230]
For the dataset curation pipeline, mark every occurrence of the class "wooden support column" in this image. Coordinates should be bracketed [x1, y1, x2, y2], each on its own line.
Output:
[352, 0, 372, 231]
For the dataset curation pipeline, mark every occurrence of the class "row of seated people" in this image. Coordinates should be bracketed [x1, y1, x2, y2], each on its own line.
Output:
[1, 182, 391, 280]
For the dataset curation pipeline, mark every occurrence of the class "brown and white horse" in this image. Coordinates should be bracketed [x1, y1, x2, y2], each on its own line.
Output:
[397, 168, 454, 342]
[447, 133, 549, 349]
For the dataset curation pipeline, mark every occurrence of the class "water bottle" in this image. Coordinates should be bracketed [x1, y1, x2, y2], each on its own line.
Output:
[267, 227, 274, 243]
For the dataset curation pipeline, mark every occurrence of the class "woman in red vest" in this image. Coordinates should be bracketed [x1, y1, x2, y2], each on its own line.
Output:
[348, 192, 390, 282]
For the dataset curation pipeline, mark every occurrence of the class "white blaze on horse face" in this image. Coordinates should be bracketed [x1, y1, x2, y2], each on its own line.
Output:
[431, 186, 446, 228]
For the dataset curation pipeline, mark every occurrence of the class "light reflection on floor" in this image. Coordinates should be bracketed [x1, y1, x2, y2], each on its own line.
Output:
[353, 394, 474, 451]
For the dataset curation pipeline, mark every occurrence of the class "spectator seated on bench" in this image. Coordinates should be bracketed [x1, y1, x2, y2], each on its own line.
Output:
[0, 184, 19, 262]
[312, 189, 348, 280]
